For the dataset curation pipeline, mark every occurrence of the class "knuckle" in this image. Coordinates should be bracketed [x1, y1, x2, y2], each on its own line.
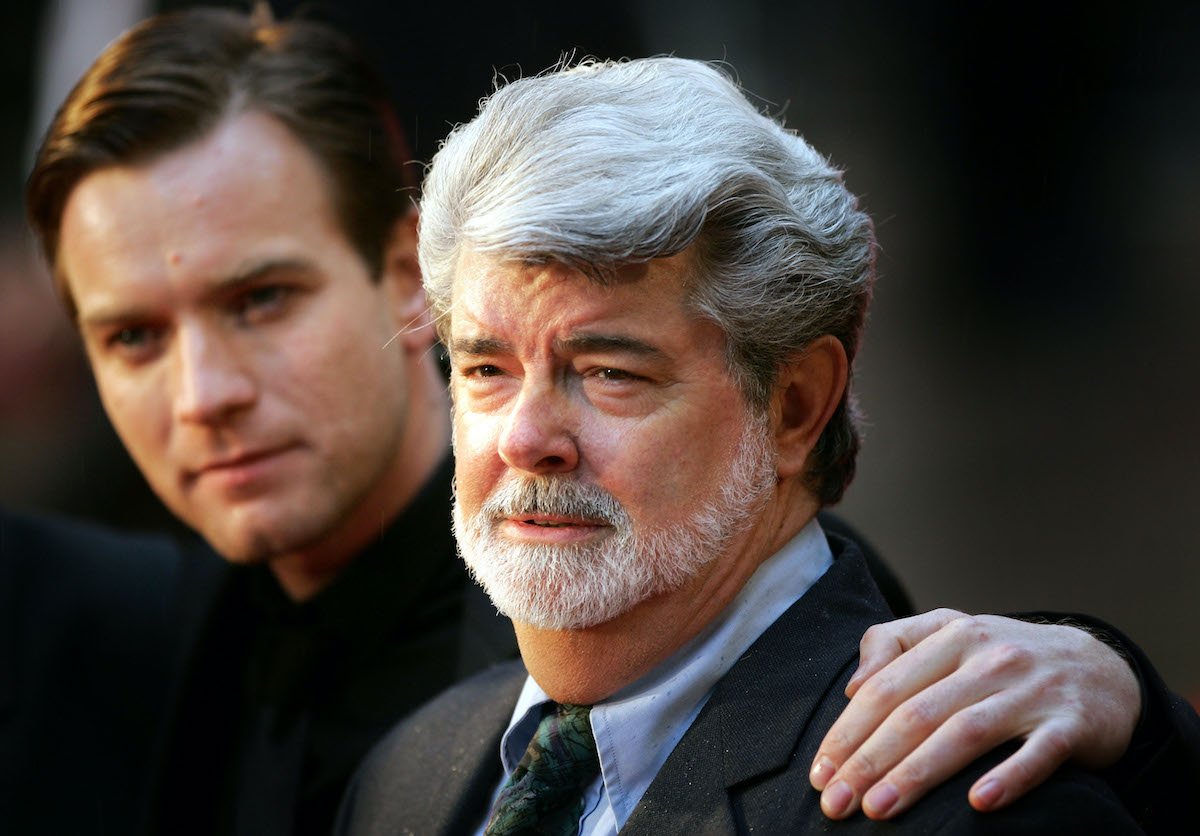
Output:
[822, 725, 853, 753]
[1039, 726, 1075, 766]
[979, 642, 1034, 677]
[931, 607, 966, 623]
[947, 706, 993, 749]
[888, 757, 932, 793]
[860, 622, 891, 651]
[895, 697, 939, 735]
[944, 614, 988, 644]
[856, 674, 900, 710]
[840, 751, 882, 788]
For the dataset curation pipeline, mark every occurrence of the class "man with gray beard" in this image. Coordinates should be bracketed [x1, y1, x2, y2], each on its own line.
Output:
[455, 410, 775, 630]
[336, 57, 1195, 834]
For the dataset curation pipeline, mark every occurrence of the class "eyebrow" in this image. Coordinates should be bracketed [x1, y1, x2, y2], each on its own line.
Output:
[208, 256, 317, 295]
[556, 333, 667, 360]
[448, 333, 667, 360]
[77, 257, 316, 329]
[449, 336, 511, 357]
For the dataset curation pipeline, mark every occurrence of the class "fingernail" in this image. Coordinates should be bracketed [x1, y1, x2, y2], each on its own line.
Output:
[822, 780, 854, 818]
[973, 779, 1004, 810]
[863, 782, 899, 818]
[810, 756, 836, 789]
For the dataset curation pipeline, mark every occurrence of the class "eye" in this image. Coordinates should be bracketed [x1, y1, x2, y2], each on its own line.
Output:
[111, 327, 148, 347]
[592, 367, 639, 382]
[585, 366, 651, 385]
[102, 324, 166, 362]
[462, 363, 505, 378]
[232, 284, 291, 324]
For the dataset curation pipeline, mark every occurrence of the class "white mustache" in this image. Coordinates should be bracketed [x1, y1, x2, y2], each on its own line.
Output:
[479, 477, 628, 528]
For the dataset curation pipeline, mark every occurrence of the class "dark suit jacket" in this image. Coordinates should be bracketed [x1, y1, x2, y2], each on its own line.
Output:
[0, 508, 181, 836]
[336, 536, 1143, 835]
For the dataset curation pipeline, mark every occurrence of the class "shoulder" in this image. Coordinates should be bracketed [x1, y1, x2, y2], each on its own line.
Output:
[1, 506, 185, 655]
[361, 659, 525, 773]
[337, 660, 526, 836]
[0, 507, 188, 834]
[857, 750, 1143, 835]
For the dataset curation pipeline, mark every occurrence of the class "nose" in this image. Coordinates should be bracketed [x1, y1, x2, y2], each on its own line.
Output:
[497, 382, 580, 475]
[172, 323, 257, 425]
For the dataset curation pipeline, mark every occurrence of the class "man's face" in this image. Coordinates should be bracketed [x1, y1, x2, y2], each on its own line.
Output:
[449, 250, 778, 629]
[58, 111, 420, 564]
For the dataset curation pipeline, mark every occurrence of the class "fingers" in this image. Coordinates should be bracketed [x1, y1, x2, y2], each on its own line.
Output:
[968, 723, 1075, 812]
[814, 613, 1113, 822]
[813, 611, 975, 792]
[819, 675, 1017, 819]
[846, 608, 967, 696]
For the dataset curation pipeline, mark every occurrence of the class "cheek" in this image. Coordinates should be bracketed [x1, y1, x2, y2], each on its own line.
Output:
[92, 364, 171, 461]
[594, 414, 727, 519]
[451, 409, 509, 506]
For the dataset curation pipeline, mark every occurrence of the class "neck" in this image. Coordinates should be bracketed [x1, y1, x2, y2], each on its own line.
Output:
[517, 485, 819, 704]
[269, 353, 452, 602]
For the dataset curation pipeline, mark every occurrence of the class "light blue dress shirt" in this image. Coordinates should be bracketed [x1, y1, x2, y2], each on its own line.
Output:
[476, 518, 834, 835]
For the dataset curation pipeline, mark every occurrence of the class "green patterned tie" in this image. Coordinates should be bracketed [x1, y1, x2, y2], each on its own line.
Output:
[484, 702, 600, 836]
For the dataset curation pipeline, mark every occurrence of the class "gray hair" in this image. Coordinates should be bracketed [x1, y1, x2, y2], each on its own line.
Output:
[419, 57, 876, 504]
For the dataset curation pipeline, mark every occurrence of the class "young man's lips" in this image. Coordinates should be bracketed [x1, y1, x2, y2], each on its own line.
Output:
[188, 444, 298, 483]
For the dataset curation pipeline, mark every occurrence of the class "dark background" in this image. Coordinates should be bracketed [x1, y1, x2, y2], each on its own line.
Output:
[2, 0, 1196, 696]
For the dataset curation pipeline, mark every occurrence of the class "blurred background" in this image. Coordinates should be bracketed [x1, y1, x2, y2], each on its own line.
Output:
[2, 0, 1196, 697]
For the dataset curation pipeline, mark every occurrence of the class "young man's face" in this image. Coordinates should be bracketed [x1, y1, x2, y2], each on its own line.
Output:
[58, 111, 424, 566]
[447, 250, 778, 630]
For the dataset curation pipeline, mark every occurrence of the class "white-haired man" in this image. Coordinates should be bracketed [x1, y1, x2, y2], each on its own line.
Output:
[336, 57, 1197, 834]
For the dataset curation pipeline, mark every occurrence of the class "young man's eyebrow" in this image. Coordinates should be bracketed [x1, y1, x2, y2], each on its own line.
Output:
[77, 257, 317, 329]
[209, 257, 317, 294]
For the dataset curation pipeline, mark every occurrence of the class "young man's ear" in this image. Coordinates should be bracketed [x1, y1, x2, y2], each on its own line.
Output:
[380, 208, 431, 351]
[772, 335, 849, 479]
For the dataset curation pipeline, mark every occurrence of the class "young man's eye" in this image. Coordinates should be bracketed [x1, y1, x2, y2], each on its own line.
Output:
[103, 325, 165, 362]
[233, 285, 290, 322]
[110, 326, 148, 347]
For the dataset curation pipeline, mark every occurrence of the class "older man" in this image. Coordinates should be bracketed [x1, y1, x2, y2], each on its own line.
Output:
[336, 57, 1195, 834]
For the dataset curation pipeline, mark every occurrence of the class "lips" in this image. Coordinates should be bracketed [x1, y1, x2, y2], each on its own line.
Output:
[499, 514, 611, 545]
[511, 514, 606, 528]
[185, 443, 299, 489]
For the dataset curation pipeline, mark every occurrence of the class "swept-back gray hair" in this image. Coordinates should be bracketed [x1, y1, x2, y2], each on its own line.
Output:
[420, 57, 876, 505]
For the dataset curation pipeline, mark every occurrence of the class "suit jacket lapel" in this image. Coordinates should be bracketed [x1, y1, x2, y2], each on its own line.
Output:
[343, 659, 526, 836]
[623, 539, 892, 834]
[427, 662, 526, 835]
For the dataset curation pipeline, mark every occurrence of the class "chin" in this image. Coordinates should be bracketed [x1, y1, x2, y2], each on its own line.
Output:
[202, 532, 276, 565]
[472, 567, 662, 631]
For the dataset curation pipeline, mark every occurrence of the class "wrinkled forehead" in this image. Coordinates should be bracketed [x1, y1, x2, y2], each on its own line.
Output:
[438, 246, 703, 337]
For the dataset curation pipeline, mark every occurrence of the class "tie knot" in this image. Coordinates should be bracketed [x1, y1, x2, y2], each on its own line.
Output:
[485, 702, 600, 835]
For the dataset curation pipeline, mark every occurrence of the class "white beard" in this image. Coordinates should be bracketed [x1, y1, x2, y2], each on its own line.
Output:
[452, 413, 777, 630]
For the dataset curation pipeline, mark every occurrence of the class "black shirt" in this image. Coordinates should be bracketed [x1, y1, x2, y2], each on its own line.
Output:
[147, 454, 516, 836]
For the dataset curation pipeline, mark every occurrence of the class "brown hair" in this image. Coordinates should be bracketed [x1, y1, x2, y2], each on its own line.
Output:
[26, 7, 415, 314]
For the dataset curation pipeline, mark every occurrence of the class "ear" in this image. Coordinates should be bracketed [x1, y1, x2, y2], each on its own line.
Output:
[771, 335, 849, 480]
[380, 208, 433, 352]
